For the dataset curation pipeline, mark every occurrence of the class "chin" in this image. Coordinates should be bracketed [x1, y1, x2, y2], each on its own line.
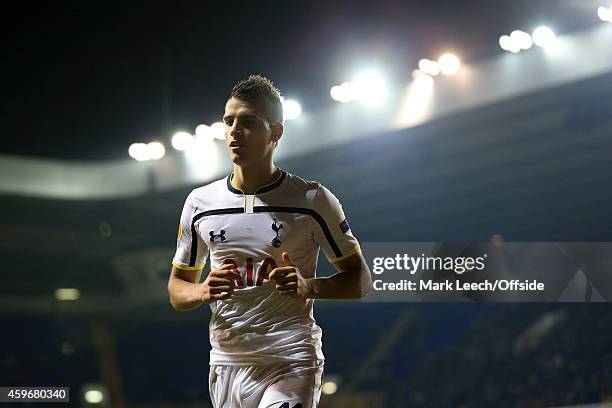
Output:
[229, 150, 271, 168]
[230, 154, 252, 167]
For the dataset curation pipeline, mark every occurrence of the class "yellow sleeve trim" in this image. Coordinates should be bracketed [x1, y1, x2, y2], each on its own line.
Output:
[172, 261, 205, 271]
[329, 244, 361, 264]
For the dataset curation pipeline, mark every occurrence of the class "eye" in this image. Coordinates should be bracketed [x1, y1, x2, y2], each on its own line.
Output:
[242, 118, 256, 127]
[223, 118, 233, 126]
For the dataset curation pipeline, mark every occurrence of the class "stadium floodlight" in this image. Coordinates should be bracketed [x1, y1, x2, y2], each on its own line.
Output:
[330, 82, 357, 103]
[510, 30, 533, 50]
[210, 121, 226, 140]
[354, 71, 388, 105]
[418, 58, 440, 76]
[147, 142, 166, 160]
[438, 53, 461, 75]
[195, 124, 214, 143]
[342, 82, 358, 102]
[330, 85, 343, 102]
[321, 380, 338, 395]
[186, 126, 222, 180]
[84, 390, 103, 404]
[499, 35, 517, 52]
[532, 26, 556, 48]
[128, 143, 149, 161]
[81, 384, 109, 406]
[55, 288, 80, 301]
[171, 131, 194, 151]
[597, 6, 606, 21]
[597, 6, 612, 22]
[282, 99, 302, 120]
[128, 142, 166, 161]
[189, 129, 216, 158]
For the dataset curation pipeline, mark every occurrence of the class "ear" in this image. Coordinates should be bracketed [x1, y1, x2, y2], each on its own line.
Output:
[271, 122, 284, 143]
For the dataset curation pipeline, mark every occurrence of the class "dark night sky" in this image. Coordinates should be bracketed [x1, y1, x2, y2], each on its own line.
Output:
[1, 0, 603, 160]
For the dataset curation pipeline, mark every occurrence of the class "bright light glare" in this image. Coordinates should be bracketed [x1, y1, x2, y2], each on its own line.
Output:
[510, 30, 533, 50]
[210, 122, 226, 140]
[321, 381, 338, 395]
[55, 288, 80, 301]
[330, 85, 343, 102]
[195, 124, 213, 142]
[171, 132, 194, 151]
[394, 71, 434, 128]
[188, 133, 216, 159]
[282, 99, 302, 120]
[499, 35, 516, 52]
[330, 82, 358, 103]
[147, 142, 166, 160]
[128, 143, 149, 161]
[331, 74, 387, 105]
[499, 35, 510, 51]
[598, 6, 612, 22]
[438, 53, 461, 75]
[418, 58, 440, 76]
[532, 26, 556, 48]
[185, 128, 221, 181]
[128, 142, 166, 161]
[354, 72, 388, 105]
[84, 390, 104, 404]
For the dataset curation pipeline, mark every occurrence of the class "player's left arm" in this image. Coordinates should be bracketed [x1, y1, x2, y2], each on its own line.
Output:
[270, 183, 373, 299]
[309, 250, 372, 299]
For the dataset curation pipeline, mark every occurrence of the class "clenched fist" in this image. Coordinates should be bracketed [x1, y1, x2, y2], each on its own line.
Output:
[269, 252, 311, 298]
[195, 262, 242, 304]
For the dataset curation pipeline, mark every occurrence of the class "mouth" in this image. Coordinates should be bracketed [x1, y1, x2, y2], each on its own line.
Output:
[229, 141, 243, 148]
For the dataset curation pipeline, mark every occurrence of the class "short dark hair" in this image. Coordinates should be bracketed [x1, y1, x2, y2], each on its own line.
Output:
[230, 75, 284, 124]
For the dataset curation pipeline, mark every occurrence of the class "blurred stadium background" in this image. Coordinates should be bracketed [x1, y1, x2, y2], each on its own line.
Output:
[2, 1, 612, 407]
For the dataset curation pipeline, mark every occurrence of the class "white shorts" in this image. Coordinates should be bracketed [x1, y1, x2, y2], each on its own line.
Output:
[209, 360, 324, 408]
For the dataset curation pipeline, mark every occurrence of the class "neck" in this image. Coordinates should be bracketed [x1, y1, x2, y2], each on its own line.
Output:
[231, 162, 280, 194]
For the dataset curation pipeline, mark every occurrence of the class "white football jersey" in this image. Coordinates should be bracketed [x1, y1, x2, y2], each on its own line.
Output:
[172, 170, 360, 365]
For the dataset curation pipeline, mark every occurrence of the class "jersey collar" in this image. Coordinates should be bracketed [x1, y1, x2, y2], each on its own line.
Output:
[226, 169, 287, 195]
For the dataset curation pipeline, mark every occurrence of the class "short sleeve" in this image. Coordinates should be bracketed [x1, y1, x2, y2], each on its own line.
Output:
[172, 193, 208, 270]
[311, 184, 361, 263]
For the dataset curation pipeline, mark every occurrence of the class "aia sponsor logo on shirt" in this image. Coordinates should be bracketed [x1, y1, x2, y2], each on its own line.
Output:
[223, 258, 278, 287]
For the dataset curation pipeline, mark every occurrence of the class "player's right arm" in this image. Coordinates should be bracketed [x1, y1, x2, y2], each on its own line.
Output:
[168, 264, 241, 311]
[167, 191, 240, 311]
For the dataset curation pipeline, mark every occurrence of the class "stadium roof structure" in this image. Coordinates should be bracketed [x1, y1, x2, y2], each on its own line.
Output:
[1, 23, 611, 200]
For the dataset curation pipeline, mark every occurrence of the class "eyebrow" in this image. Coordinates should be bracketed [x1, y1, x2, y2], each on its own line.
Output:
[223, 114, 259, 120]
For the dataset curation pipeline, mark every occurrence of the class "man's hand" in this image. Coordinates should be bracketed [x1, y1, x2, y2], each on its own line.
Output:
[269, 252, 310, 298]
[195, 262, 242, 304]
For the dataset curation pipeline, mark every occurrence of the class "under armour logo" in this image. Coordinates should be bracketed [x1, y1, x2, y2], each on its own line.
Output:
[271, 219, 283, 248]
[209, 230, 226, 242]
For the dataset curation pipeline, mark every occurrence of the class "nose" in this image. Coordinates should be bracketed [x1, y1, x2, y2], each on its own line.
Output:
[228, 120, 243, 138]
